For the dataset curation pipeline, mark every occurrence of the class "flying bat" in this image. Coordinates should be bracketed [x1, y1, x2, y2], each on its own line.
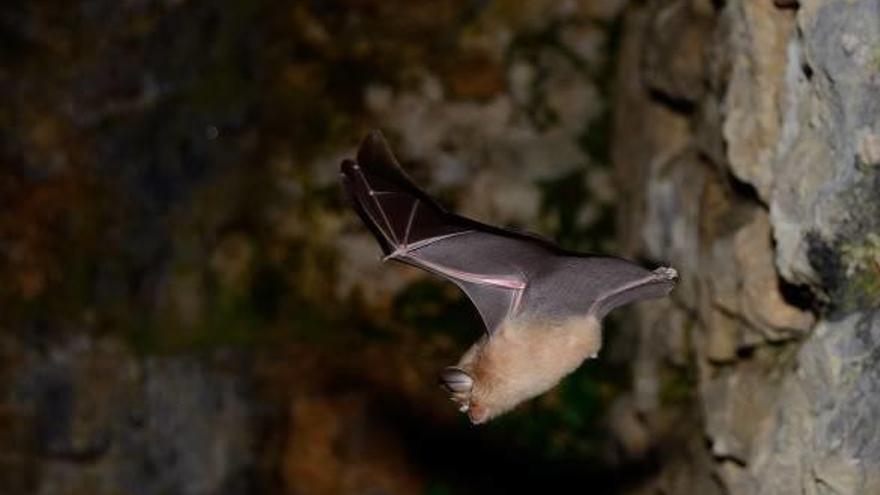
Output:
[340, 131, 677, 424]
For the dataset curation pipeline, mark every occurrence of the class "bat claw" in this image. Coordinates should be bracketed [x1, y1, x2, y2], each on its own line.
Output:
[652, 266, 678, 282]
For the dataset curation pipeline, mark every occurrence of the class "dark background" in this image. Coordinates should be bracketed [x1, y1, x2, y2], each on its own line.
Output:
[1, 1, 649, 494]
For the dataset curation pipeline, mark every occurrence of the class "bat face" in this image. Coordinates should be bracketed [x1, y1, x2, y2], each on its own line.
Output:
[440, 315, 603, 424]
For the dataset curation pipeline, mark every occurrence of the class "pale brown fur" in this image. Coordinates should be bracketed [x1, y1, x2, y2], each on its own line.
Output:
[450, 315, 602, 424]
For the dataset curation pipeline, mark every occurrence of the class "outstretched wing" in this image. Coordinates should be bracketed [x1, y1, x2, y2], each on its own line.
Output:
[340, 131, 555, 335]
[588, 265, 678, 318]
[516, 254, 678, 322]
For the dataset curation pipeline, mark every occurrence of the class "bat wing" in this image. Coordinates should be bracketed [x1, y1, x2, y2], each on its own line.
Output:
[340, 131, 558, 335]
[523, 256, 678, 321]
[588, 264, 678, 318]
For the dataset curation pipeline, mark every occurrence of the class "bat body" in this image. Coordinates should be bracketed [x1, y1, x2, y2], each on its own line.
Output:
[340, 131, 677, 423]
[451, 314, 602, 423]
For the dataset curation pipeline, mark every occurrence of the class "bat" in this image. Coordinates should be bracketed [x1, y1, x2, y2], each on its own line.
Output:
[340, 130, 677, 424]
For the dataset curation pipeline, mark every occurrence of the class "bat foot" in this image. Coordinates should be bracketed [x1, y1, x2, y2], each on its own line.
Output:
[652, 266, 678, 282]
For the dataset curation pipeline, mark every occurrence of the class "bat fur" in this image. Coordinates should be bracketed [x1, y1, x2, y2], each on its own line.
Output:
[450, 314, 602, 424]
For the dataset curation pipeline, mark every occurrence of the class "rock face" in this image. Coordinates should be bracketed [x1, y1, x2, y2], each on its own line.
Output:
[613, 1, 880, 493]
[1, 336, 259, 495]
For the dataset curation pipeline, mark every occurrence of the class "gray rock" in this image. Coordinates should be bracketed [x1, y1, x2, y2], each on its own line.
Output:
[5, 336, 257, 495]
[614, 1, 880, 494]
[772, 0, 880, 303]
[750, 311, 880, 495]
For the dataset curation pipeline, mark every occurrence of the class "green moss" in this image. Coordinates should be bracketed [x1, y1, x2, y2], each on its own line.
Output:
[841, 233, 880, 273]
[810, 232, 880, 314]
[871, 45, 880, 72]
[842, 272, 880, 312]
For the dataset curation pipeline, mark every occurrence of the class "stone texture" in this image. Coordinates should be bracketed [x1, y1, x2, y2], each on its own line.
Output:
[771, 0, 880, 298]
[749, 312, 880, 495]
[721, 1, 796, 202]
[3, 335, 258, 495]
[642, 0, 713, 104]
[733, 211, 814, 339]
[614, 1, 880, 493]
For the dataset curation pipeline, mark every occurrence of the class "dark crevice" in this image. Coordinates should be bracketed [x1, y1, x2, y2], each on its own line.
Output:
[778, 276, 823, 314]
[647, 88, 697, 115]
[802, 62, 814, 81]
[735, 346, 756, 360]
[711, 452, 748, 467]
[805, 232, 843, 316]
[724, 170, 765, 207]
[773, 0, 801, 11]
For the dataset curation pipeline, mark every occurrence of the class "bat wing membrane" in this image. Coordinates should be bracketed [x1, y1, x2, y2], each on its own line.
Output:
[340, 131, 548, 335]
[523, 256, 678, 322]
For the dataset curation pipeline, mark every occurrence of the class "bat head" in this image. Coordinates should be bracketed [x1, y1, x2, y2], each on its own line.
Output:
[438, 366, 492, 424]
[439, 366, 472, 401]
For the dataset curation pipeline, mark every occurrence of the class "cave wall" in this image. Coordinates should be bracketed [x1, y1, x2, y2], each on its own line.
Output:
[613, 1, 880, 493]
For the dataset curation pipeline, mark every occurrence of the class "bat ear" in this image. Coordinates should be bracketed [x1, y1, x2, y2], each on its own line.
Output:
[439, 367, 474, 394]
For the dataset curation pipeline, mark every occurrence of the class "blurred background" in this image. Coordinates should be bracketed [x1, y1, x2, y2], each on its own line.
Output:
[2, 1, 880, 494]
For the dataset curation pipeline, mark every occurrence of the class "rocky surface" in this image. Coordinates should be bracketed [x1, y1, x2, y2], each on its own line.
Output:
[613, 1, 880, 493]
[1, 335, 259, 495]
